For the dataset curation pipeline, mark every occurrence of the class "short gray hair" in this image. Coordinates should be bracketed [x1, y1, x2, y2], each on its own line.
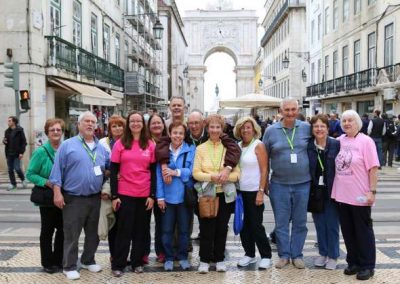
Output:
[280, 97, 299, 109]
[78, 111, 97, 123]
[169, 96, 185, 105]
[341, 110, 362, 131]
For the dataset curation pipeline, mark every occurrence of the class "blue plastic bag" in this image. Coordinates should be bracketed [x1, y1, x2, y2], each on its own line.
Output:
[234, 193, 244, 235]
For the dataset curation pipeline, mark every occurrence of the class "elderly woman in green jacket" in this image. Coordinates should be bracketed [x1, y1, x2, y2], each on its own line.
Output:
[26, 118, 65, 274]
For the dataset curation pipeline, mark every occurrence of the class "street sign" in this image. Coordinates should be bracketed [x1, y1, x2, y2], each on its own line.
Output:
[302, 98, 310, 108]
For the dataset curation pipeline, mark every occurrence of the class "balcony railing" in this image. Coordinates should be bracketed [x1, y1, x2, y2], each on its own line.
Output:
[306, 64, 399, 97]
[46, 36, 124, 88]
[261, 0, 288, 47]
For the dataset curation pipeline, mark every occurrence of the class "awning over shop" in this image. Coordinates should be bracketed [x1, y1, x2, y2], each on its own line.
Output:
[110, 90, 124, 105]
[49, 78, 117, 106]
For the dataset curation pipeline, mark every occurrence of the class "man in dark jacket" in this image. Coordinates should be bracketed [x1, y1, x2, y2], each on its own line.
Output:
[382, 114, 397, 167]
[361, 114, 369, 135]
[368, 109, 386, 168]
[3, 116, 28, 190]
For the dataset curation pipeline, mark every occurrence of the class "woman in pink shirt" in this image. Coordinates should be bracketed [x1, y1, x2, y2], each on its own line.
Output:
[109, 112, 156, 277]
[331, 110, 379, 281]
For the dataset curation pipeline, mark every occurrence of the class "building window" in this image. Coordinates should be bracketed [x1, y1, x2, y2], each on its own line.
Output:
[91, 13, 98, 55]
[354, 40, 360, 72]
[125, 0, 129, 14]
[115, 33, 120, 67]
[311, 20, 315, 44]
[342, 45, 349, 76]
[368, 32, 376, 68]
[333, 0, 338, 30]
[124, 41, 129, 70]
[325, 55, 329, 81]
[318, 59, 322, 82]
[50, 0, 61, 36]
[311, 62, 315, 84]
[368, 0, 376, 5]
[343, 0, 349, 22]
[73, 0, 82, 47]
[103, 24, 110, 61]
[317, 14, 321, 40]
[384, 23, 394, 66]
[324, 7, 330, 35]
[333, 50, 338, 79]
[354, 0, 361, 14]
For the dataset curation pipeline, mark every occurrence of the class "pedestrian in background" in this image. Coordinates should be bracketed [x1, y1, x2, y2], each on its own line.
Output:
[26, 118, 65, 274]
[50, 111, 108, 280]
[368, 109, 386, 168]
[3, 116, 28, 190]
[332, 110, 379, 281]
[234, 116, 272, 270]
[307, 114, 340, 270]
[382, 113, 397, 167]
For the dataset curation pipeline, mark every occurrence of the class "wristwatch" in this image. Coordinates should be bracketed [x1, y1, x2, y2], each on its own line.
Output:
[370, 190, 377, 195]
[258, 188, 265, 192]
[226, 166, 233, 171]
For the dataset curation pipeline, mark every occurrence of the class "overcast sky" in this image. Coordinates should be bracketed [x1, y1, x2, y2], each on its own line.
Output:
[174, 0, 264, 112]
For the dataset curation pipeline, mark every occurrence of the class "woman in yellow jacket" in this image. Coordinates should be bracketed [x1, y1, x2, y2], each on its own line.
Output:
[193, 114, 240, 273]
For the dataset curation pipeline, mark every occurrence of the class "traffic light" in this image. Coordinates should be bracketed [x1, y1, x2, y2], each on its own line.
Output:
[4, 62, 19, 90]
[302, 98, 310, 108]
[19, 90, 30, 110]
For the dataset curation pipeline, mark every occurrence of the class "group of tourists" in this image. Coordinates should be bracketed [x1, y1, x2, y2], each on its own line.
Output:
[20, 95, 379, 281]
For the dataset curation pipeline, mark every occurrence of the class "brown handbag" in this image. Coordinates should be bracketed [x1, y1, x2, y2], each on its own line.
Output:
[198, 196, 219, 218]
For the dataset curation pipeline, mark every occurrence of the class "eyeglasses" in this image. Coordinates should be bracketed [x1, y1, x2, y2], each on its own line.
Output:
[49, 128, 63, 133]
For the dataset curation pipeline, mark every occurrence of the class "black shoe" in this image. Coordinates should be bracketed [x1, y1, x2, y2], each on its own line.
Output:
[43, 267, 56, 274]
[356, 269, 374, 280]
[344, 265, 359, 275]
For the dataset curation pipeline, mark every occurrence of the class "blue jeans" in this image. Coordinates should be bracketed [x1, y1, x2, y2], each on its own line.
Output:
[312, 199, 340, 259]
[372, 137, 383, 167]
[269, 181, 310, 259]
[6, 155, 25, 186]
[161, 202, 189, 261]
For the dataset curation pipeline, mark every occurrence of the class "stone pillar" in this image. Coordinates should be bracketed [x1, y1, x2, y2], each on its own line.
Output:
[188, 66, 206, 112]
[235, 66, 254, 97]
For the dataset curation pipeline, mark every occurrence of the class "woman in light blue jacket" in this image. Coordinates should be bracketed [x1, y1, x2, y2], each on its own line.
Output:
[157, 122, 196, 271]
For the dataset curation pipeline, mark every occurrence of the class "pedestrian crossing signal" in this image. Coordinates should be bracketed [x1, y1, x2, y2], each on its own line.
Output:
[19, 90, 30, 110]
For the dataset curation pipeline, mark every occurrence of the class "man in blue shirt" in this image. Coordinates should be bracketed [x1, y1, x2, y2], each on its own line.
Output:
[262, 98, 311, 269]
[50, 111, 109, 280]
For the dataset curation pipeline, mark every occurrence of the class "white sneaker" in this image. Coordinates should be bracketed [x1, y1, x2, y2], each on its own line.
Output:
[216, 261, 227, 272]
[314, 255, 327, 267]
[80, 263, 102, 273]
[325, 258, 337, 270]
[63, 270, 80, 280]
[258, 258, 272, 269]
[238, 256, 258, 267]
[22, 180, 28, 189]
[198, 262, 209, 274]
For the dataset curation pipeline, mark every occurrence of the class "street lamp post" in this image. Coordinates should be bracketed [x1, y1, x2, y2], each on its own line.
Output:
[215, 84, 219, 97]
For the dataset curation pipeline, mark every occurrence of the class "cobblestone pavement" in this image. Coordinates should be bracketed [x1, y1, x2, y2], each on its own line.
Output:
[0, 166, 399, 283]
[0, 238, 400, 283]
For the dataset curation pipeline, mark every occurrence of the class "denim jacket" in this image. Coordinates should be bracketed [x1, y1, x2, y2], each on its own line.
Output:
[307, 137, 340, 197]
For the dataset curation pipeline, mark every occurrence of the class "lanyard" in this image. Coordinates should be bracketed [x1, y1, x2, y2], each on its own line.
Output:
[317, 150, 325, 172]
[79, 136, 97, 164]
[239, 138, 255, 168]
[282, 127, 296, 152]
[207, 141, 224, 172]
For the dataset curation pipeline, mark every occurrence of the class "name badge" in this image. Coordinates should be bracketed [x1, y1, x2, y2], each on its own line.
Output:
[290, 153, 297, 164]
[318, 175, 324, 185]
[94, 166, 103, 176]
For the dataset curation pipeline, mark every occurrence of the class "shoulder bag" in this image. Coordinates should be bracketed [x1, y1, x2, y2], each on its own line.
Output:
[30, 146, 55, 206]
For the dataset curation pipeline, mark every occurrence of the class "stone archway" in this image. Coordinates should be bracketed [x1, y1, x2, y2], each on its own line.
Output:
[183, 9, 258, 111]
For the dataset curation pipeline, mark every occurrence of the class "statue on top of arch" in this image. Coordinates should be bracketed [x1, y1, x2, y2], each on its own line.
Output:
[206, 0, 233, 10]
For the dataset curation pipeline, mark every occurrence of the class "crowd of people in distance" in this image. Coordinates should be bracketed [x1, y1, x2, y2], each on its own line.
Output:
[6, 95, 391, 281]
